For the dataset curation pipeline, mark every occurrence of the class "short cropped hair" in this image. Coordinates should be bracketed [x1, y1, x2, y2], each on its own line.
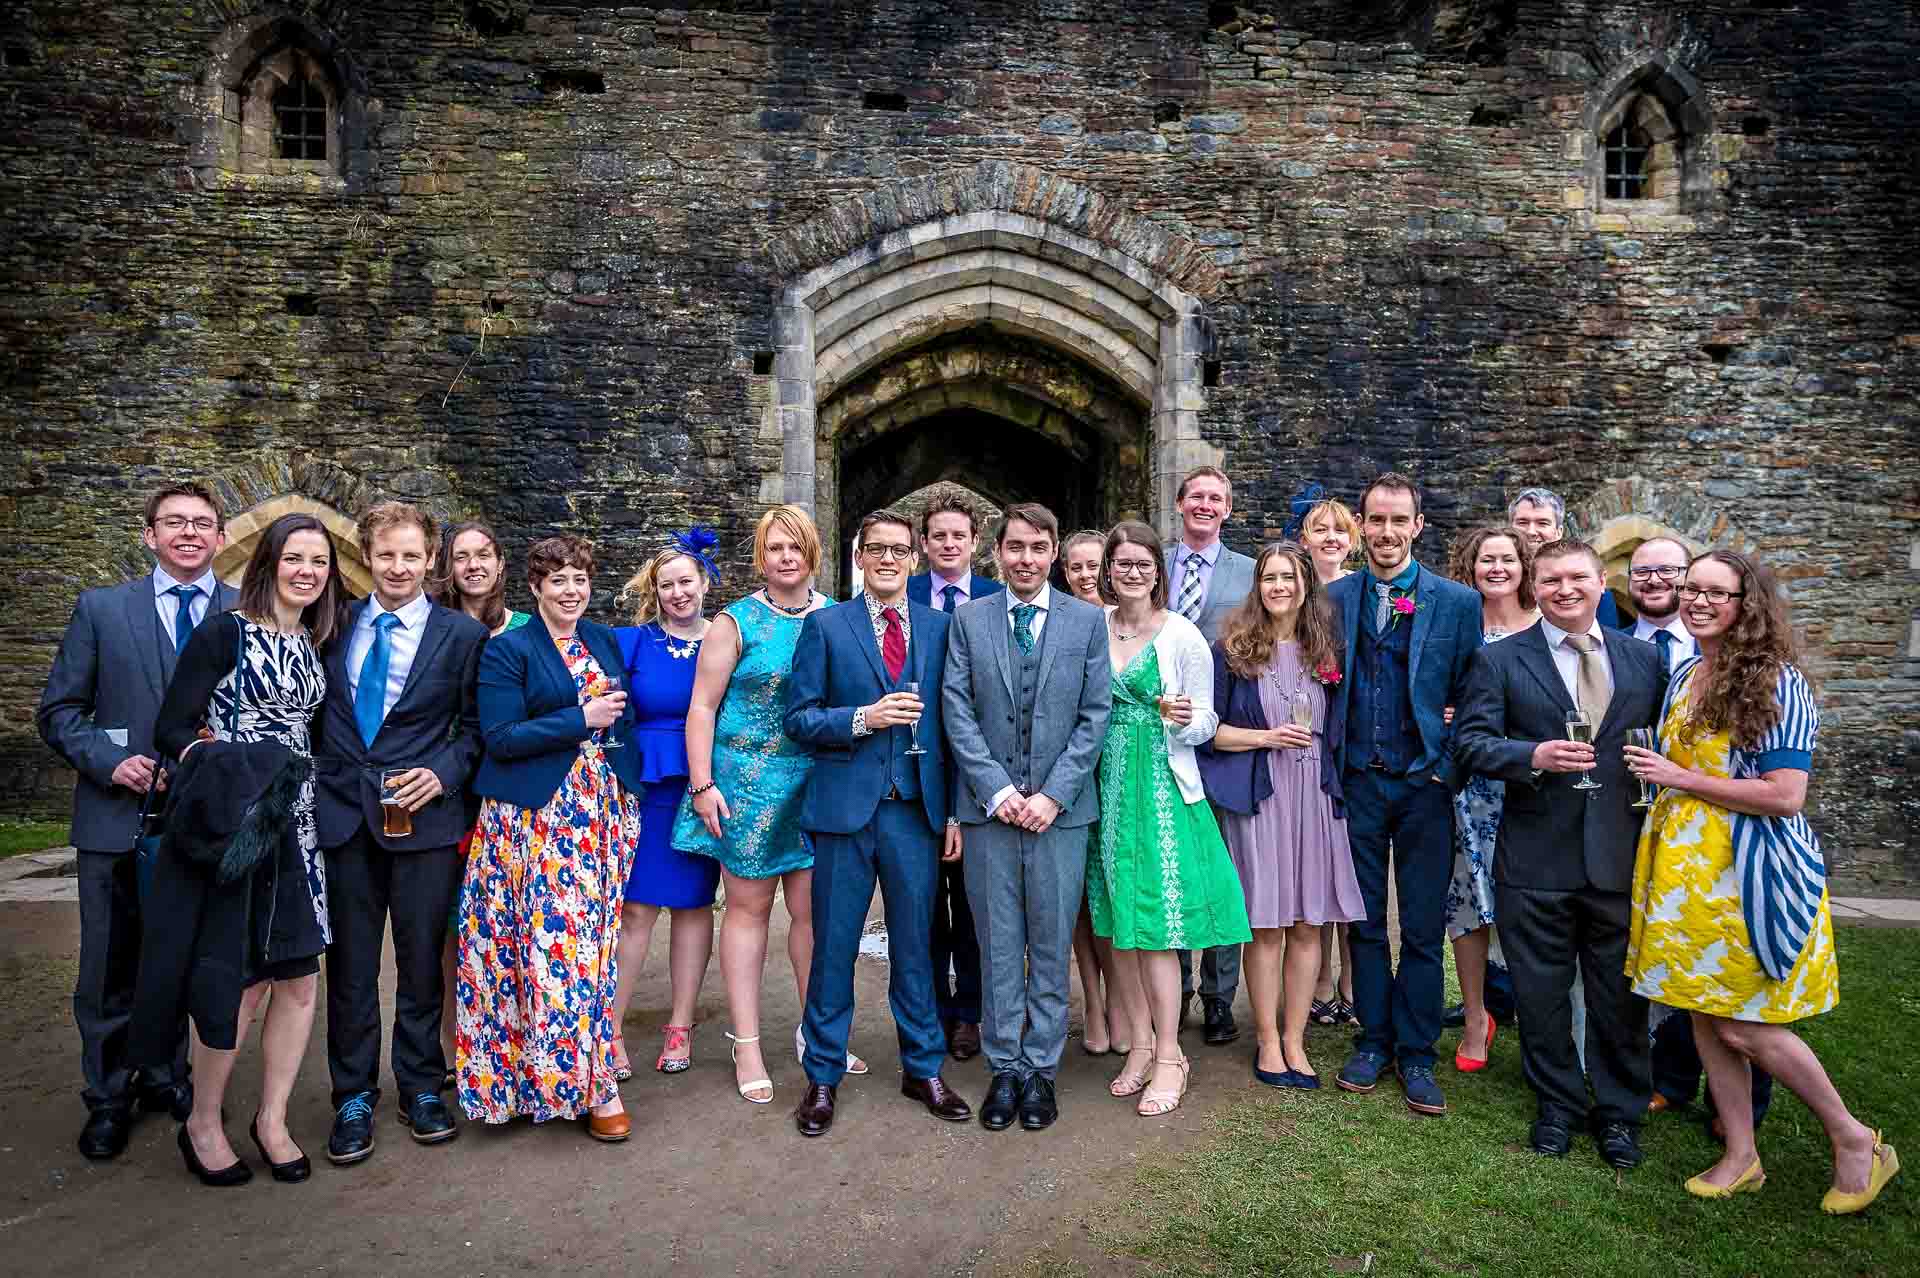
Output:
[1175, 465, 1233, 504]
[1098, 520, 1169, 610]
[526, 533, 595, 588]
[1508, 487, 1567, 526]
[995, 502, 1059, 547]
[145, 482, 225, 530]
[919, 491, 979, 540]
[857, 508, 915, 546]
[358, 501, 438, 553]
[1358, 471, 1422, 518]
[751, 504, 822, 576]
[1531, 537, 1605, 579]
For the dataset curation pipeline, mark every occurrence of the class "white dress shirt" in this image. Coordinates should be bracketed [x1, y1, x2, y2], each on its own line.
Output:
[152, 566, 218, 640]
[987, 584, 1055, 815]
[1539, 616, 1614, 708]
[928, 570, 973, 611]
[344, 591, 434, 719]
[1631, 614, 1695, 670]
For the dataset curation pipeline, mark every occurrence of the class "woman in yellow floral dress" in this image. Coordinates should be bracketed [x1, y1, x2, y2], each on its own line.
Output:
[1624, 550, 1897, 1213]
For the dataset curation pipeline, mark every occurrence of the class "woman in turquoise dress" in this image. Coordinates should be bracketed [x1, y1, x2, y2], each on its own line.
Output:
[672, 505, 864, 1104]
[1090, 522, 1252, 1118]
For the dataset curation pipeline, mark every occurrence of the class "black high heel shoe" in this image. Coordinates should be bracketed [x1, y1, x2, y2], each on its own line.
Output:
[177, 1125, 252, 1187]
[249, 1116, 311, 1183]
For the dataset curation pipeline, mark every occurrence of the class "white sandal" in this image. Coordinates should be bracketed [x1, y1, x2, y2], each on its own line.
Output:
[795, 1023, 869, 1076]
[726, 1032, 773, 1105]
[1138, 1054, 1190, 1117]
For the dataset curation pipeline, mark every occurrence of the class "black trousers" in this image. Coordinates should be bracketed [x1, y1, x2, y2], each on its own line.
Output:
[930, 858, 981, 1024]
[1496, 881, 1651, 1127]
[76, 850, 186, 1110]
[323, 831, 463, 1107]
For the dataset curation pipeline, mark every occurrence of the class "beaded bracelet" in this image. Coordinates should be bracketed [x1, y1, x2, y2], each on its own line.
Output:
[687, 780, 718, 797]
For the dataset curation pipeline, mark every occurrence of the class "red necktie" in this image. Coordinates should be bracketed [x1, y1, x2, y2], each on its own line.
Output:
[881, 607, 906, 682]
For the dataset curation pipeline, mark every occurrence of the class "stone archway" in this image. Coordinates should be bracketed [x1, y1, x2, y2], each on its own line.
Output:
[199, 453, 388, 597]
[767, 162, 1225, 591]
[1573, 476, 1752, 621]
[216, 493, 371, 597]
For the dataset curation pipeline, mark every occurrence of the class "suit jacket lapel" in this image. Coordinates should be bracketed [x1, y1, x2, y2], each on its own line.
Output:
[1034, 597, 1064, 693]
[845, 602, 890, 690]
[525, 609, 575, 702]
[391, 604, 451, 712]
[1515, 624, 1576, 716]
[1407, 565, 1433, 688]
[1594, 637, 1640, 738]
[987, 600, 1016, 702]
[124, 581, 167, 700]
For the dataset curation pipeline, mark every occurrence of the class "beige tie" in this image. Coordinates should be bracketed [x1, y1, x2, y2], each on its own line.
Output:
[1563, 632, 1611, 724]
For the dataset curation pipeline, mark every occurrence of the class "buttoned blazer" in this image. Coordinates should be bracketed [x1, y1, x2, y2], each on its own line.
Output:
[941, 591, 1112, 828]
[1452, 621, 1668, 892]
[37, 576, 239, 852]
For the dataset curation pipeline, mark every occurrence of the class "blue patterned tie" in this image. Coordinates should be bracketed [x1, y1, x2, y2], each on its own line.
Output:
[1012, 604, 1039, 654]
[1373, 581, 1393, 631]
[1653, 629, 1674, 670]
[941, 583, 961, 613]
[167, 584, 200, 654]
[355, 613, 402, 748]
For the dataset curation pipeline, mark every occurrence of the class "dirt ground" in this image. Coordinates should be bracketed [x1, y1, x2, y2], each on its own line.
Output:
[0, 896, 1248, 1277]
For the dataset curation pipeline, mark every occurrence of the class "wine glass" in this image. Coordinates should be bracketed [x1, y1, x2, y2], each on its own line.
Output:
[1566, 710, 1599, 791]
[595, 673, 625, 749]
[1628, 727, 1657, 809]
[1289, 689, 1314, 764]
[902, 681, 928, 757]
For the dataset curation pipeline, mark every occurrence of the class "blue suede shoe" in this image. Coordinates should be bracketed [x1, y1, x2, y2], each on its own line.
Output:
[1398, 1064, 1448, 1116]
[1336, 1049, 1392, 1094]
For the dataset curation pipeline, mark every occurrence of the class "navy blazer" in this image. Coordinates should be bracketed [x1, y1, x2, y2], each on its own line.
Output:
[906, 571, 1004, 609]
[783, 598, 952, 834]
[471, 612, 643, 811]
[1197, 640, 1347, 819]
[1325, 564, 1483, 787]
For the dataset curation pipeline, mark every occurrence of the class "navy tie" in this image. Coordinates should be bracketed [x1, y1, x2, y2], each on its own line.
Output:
[167, 584, 200, 655]
[941, 584, 961, 613]
[1653, 629, 1675, 669]
[355, 613, 402, 748]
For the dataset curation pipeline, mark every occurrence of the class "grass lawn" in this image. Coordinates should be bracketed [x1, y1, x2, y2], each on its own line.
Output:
[0, 820, 70, 858]
[1057, 926, 1916, 1277]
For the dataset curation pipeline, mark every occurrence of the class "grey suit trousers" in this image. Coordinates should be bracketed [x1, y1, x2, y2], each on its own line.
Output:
[964, 819, 1088, 1080]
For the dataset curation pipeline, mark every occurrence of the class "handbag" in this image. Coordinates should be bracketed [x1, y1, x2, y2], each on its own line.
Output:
[135, 617, 245, 901]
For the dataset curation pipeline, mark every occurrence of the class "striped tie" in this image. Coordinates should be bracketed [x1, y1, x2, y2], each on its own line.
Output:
[1176, 553, 1205, 623]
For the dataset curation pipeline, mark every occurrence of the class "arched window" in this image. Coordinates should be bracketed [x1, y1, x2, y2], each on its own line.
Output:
[187, 17, 367, 192]
[1586, 56, 1716, 217]
[1603, 122, 1648, 200]
[272, 74, 329, 161]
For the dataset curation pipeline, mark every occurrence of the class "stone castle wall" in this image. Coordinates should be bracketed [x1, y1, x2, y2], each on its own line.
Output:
[1, 1, 1914, 889]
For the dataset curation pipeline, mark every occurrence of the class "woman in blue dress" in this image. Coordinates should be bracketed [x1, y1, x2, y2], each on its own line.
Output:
[672, 505, 864, 1104]
[607, 534, 721, 1079]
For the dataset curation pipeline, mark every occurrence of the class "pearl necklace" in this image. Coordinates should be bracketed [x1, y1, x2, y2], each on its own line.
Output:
[762, 590, 813, 616]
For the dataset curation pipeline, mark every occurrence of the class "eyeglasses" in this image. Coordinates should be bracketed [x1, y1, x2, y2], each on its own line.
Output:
[861, 544, 913, 562]
[1628, 565, 1684, 582]
[1110, 561, 1157, 578]
[153, 516, 218, 534]
[1676, 585, 1745, 605]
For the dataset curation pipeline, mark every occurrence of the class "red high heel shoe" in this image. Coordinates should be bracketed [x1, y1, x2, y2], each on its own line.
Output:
[1454, 1013, 1497, 1074]
[656, 1024, 693, 1075]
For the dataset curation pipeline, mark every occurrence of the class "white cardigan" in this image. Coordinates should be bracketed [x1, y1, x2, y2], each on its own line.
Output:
[1107, 608, 1219, 805]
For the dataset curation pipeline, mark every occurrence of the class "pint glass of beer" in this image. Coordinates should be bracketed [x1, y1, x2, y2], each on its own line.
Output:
[381, 768, 414, 838]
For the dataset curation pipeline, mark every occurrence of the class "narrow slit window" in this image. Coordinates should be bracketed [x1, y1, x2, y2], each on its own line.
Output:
[1604, 123, 1647, 200]
[273, 75, 328, 160]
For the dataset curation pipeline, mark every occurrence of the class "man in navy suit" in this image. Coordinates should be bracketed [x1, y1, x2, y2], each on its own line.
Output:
[313, 502, 486, 1164]
[38, 482, 238, 1159]
[785, 509, 972, 1136]
[905, 492, 1002, 1063]
[1326, 472, 1483, 1117]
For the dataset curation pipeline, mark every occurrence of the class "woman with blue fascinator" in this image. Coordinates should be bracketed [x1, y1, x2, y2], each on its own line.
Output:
[606, 528, 723, 1079]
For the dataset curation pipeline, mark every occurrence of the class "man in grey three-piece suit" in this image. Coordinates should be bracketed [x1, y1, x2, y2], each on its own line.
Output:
[37, 482, 238, 1160]
[943, 503, 1111, 1133]
[1163, 464, 1256, 1045]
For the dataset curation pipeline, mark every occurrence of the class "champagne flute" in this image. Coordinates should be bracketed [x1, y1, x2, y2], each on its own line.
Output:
[1289, 689, 1314, 765]
[902, 680, 928, 757]
[1628, 727, 1657, 809]
[1566, 710, 1600, 791]
[595, 673, 625, 749]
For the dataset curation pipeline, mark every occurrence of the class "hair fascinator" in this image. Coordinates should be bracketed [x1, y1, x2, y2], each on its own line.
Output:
[1283, 483, 1327, 541]
[672, 525, 722, 584]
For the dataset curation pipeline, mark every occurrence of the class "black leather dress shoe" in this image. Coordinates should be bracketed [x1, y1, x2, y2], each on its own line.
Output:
[947, 1021, 981, 1061]
[1595, 1121, 1645, 1170]
[326, 1093, 376, 1165]
[78, 1107, 134, 1161]
[1529, 1115, 1572, 1157]
[980, 1071, 1021, 1131]
[400, 1091, 458, 1144]
[795, 1083, 836, 1137]
[140, 1081, 194, 1123]
[902, 1074, 972, 1122]
[1202, 999, 1241, 1046]
[1018, 1075, 1058, 1131]
[1441, 1002, 1468, 1030]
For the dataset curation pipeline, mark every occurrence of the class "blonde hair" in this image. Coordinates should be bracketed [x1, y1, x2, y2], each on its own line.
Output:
[619, 549, 710, 626]
[752, 504, 822, 576]
[1301, 498, 1359, 549]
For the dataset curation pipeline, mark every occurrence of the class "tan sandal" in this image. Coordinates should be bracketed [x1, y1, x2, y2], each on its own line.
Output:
[726, 1032, 772, 1105]
[1138, 1054, 1190, 1117]
[1110, 1044, 1155, 1097]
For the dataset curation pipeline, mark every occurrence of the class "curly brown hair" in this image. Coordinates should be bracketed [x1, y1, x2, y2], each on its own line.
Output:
[1220, 542, 1343, 682]
[1686, 549, 1799, 749]
[1448, 525, 1536, 611]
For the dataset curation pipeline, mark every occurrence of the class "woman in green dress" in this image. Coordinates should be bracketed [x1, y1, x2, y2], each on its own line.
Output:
[1090, 521, 1252, 1117]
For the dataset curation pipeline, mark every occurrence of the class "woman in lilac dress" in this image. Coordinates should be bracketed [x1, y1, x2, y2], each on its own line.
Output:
[1200, 541, 1362, 1090]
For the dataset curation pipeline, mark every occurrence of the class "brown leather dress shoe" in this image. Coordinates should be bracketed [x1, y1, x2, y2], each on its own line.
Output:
[903, 1074, 973, 1123]
[1647, 1092, 1673, 1115]
[948, 1022, 982, 1061]
[795, 1083, 837, 1137]
[585, 1109, 631, 1143]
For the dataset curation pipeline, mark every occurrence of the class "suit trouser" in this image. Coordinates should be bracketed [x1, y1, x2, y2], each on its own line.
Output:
[1344, 769, 1451, 1070]
[964, 820, 1087, 1080]
[1650, 1003, 1774, 1127]
[1496, 880, 1651, 1126]
[324, 831, 463, 1107]
[802, 800, 947, 1087]
[76, 849, 187, 1109]
[931, 858, 982, 1023]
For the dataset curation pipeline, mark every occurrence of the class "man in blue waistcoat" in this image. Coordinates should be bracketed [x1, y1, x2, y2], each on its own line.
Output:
[1325, 472, 1482, 1116]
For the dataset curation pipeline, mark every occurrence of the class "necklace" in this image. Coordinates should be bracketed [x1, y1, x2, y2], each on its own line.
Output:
[762, 590, 812, 616]
[1109, 613, 1148, 642]
[663, 629, 702, 659]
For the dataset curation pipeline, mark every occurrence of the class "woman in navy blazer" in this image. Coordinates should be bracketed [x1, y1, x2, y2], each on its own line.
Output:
[452, 535, 643, 1144]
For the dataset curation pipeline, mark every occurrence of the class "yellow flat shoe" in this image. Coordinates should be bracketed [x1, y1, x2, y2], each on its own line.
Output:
[1685, 1158, 1765, 1199]
[1822, 1133, 1900, 1215]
